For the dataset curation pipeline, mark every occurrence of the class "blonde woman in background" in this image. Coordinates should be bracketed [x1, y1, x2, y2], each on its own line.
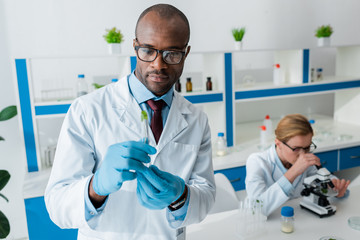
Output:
[245, 114, 350, 216]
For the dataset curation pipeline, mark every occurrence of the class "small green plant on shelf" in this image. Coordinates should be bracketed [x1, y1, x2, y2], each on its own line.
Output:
[103, 27, 124, 44]
[315, 25, 333, 38]
[0, 105, 17, 239]
[93, 83, 104, 89]
[232, 27, 246, 42]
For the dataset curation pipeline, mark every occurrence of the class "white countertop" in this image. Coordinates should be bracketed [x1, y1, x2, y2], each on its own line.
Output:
[23, 168, 51, 199]
[187, 181, 360, 240]
[23, 115, 360, 198]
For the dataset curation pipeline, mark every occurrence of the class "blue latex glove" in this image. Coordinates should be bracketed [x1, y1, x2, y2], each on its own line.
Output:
[136, 165, 185, 209]
[93, 141, 156, 196]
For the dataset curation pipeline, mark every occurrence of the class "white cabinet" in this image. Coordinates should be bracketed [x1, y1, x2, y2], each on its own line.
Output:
[15, 55, 135, 171]
[15, 46, 360, 173]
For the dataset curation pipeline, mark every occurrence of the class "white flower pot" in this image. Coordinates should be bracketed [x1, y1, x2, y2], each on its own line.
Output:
[234, 41, 242, 50]
[108, 43, 121, 54]
[317, 37, 331, 47]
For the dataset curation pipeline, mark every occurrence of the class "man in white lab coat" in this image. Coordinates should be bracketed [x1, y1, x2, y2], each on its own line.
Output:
[45, 4, 215, 240]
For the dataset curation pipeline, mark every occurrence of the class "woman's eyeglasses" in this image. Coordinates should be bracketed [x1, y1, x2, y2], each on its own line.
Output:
[282, 141, 317, 153]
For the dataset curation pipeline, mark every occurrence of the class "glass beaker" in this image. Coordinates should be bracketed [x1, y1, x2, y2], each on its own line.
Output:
[236, 198, 267, 239]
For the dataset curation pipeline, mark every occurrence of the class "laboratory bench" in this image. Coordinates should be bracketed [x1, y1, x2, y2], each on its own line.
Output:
[22, 114, 360, 239]
[187, 176, 360, 240]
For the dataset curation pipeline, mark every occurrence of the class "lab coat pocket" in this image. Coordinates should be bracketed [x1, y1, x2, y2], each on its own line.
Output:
[155, 141, 200, 180]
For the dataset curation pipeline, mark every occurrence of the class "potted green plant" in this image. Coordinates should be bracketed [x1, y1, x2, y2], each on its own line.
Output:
[0, 105, 17, 239]
[103, 27, 124, 54]
[315, 25, 333, 47]
[232, 27, 246, 50]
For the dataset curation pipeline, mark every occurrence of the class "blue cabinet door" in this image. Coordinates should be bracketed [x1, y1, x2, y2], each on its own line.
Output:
[339, 146, 360, 170]
[315, 150, 338, 172]
[215, 166, 246, 191]
[24, 196, 78, 240]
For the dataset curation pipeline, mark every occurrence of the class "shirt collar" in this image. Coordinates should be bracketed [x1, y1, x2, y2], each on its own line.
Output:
[128, 71, 173, 107]
[273, 144, 288, 174]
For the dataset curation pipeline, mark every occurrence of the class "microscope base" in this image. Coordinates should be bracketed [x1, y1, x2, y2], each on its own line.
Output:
[300, 199, 336, 218]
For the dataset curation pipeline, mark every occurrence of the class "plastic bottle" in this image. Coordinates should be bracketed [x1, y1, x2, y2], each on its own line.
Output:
[206, 77, 212, 91]
[281, 206, 294, 233]
[259, 125, 267, 150]
[273, 64, 281, 86]
[215, 132, 227, 157]
[175, 79, 181, 92]
[186, 77, 192, 92]
[309, 119, 316, 135]
[263, 114, 273, 140]
[76, 74, 88, 97]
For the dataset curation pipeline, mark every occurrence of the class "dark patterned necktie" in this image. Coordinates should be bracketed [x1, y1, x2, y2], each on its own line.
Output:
[147, 99, 165, 144]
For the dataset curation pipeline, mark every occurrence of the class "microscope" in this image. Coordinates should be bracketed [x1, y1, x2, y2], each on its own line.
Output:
[300, 167, 338, 218]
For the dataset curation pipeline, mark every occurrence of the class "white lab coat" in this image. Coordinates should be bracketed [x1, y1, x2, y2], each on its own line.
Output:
[245, 145, 317, 216]
[45, 76, 215, 240]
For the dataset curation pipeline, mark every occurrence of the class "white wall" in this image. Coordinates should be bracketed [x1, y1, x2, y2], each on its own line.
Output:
[2, 0, 360, 239]
[0, 1, 28, 239]
[4, 0, 360, 57]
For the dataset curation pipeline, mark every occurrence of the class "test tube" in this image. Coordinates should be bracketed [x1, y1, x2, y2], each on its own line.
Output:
[141, 110, 149, 144]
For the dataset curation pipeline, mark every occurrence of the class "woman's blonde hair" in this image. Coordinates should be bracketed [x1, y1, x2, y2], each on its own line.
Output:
[275, 114, 313, 143]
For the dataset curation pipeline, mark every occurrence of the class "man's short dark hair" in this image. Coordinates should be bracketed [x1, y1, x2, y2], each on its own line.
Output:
[135, 4, 190, 43]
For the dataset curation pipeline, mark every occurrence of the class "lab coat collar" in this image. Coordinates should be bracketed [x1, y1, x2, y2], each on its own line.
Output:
[111, 76, 192, 154]
[110, 76, 145, 137]
[156, 91, 191, 151]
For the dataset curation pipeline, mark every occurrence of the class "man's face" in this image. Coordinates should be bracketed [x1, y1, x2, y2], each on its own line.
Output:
[134, 12, 190, 96]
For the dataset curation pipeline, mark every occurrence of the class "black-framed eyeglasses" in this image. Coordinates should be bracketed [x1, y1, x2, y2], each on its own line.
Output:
[134, 39, 187, 65]
[282, 141, 317, 153]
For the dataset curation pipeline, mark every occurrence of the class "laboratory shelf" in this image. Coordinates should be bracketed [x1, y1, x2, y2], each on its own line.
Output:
[183, 91, 223, 104]
[32, 92, 224, 116]
[35, 103, 71, 115]
[235, 79, 360, 100]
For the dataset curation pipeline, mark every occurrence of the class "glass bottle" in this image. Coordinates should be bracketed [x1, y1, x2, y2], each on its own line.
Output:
[76, 74, 88, 97]
[186, 77, 192, 92]
[215, 132, 227, 156]
[316, 68, 323, 81]
[175, 79, 181, 92]
[310, 68, 315, 82]
[281, 206, 294, 233]
[206, 77, 212, 91]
